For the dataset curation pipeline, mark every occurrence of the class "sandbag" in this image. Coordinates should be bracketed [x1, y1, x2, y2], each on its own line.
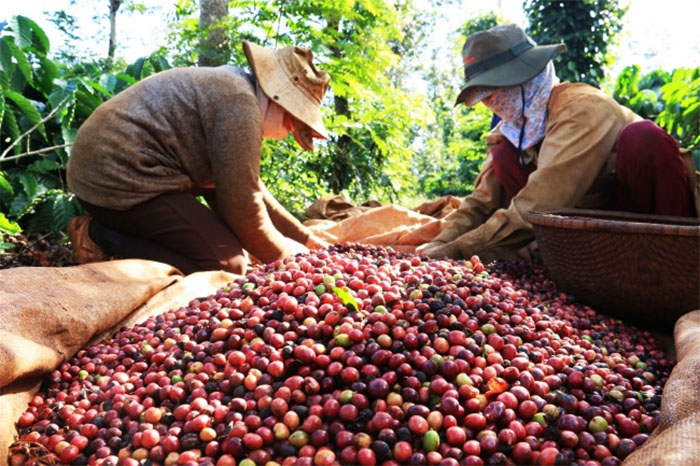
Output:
[305, 204, 445, 252]
[0, 263, 239, 465]
[622, 310, 700, 465]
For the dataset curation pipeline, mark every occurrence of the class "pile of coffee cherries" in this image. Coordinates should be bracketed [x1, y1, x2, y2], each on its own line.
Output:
[11, 243, 673, 466]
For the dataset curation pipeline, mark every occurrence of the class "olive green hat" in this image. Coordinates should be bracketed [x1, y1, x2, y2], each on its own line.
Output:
[455, 24, 566, 106]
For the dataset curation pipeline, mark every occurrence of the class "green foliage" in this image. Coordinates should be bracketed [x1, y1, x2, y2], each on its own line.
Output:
[414, 13, 499, 199]
[166, 0, 433, 215]
[524, 0, 626, 86]
[658, 68, 700, 153]
[0, 15, 172, 235]
[614, 65, 700, 153]
[2, 5, 693, 245]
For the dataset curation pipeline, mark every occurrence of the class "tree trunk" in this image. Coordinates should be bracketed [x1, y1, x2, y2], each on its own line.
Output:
[107, 0, 121, 62]
[198, 0, 230, 67]
[325, 17, 351, 194]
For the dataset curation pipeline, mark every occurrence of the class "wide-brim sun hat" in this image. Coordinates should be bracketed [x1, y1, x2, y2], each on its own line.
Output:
[455, 24, 566, 106]
[243, 40, 330, 151]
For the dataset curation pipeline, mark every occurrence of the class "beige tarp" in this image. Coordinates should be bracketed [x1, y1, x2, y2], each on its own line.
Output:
[303, 196, 463, 252]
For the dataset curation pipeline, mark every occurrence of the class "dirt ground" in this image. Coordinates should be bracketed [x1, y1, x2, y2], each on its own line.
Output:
[0, 232, 76, 269]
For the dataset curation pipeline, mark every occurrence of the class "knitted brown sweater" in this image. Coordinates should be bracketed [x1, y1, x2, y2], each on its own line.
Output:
[66, 65, 310, 263]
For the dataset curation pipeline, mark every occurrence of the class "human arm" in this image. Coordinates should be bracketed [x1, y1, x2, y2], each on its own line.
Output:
[203, 90, 301, 263]
[416, 155, 505, 257]
[258, 181, 331, 250]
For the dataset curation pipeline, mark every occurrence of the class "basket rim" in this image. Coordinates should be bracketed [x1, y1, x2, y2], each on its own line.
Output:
[529, 208, 700, 237]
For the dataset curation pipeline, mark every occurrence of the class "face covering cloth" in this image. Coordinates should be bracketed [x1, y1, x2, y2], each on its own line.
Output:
[256, 82, 288, 140]
[483, 61, 559, 152]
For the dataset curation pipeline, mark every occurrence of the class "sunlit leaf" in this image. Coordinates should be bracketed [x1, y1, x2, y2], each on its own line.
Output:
[25, 16, 50, 54]
[10, 16, 33, 50]
[3, 89, 45, 139]
[2, 105, 20, 153]
[5, 38, 33, 85]
[332, 286, 359, 313]
[0, 171, 13, 195]
[0, 212, 21, 234]
[0, 37, 14, 75]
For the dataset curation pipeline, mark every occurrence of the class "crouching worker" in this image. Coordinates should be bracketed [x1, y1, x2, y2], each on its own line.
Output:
[67, 41, 330, 274]
[418, 24, 698, 261]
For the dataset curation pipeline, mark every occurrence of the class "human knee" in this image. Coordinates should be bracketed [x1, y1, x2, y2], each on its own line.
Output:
[618, 120, 671, 154]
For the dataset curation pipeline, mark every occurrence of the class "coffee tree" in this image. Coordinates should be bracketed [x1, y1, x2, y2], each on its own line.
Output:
[523, 0, 626, 86]
[414, 13, 499, 199]
[0, 16, 171, 241]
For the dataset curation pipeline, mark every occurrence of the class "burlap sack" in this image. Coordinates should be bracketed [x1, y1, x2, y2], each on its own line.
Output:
[0, 260, 180, 460]
[0, 260, 181, 389]
[622, 309, 700, 465]
[413, 195, 462, 219]
[304, 195, 380, 221]
[305, 195, 461, 223]
[1, 263, 239, 465]
[305, 204, 446, 252]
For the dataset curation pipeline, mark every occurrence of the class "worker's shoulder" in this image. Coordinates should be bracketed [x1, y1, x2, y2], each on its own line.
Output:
[550, 82, 617, 108]
[549, 82, 628, 121]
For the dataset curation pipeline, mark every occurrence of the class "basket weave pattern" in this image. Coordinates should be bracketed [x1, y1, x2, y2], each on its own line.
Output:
[529, 209, 700, 327]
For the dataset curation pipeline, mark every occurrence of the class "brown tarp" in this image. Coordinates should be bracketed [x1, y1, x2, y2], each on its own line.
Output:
[304, 196, 382, 222]
[306, 204, 446, 253]
[413, 195, 462, 219]
[0, 261, 239, 465]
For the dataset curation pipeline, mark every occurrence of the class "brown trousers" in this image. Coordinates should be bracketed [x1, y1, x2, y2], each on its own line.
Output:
[79, 191, 248, 275]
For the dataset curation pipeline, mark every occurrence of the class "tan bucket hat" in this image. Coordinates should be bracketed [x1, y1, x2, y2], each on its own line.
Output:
[455, 24, 566, 106]
[243, 40, 330, 151]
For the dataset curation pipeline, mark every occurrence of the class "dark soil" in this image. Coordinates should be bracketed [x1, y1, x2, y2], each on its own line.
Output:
[0, 232, 76, 269]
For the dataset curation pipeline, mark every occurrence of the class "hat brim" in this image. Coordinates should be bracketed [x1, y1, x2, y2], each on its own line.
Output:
[243, 41, 329, 146]
[454, 43, 566, 107]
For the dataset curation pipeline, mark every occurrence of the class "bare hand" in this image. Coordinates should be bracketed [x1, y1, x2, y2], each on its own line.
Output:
[416, 240, 462, 259]
[283, 239, 310, 258]
[305, 234, 331, 250]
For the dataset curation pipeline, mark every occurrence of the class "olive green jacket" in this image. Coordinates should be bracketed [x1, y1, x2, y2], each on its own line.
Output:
[66, 66, 310, 263]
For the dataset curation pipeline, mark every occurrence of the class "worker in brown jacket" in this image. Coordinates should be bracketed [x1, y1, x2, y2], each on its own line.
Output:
[418, 24, 699, 261]
[67, 41, 330, 274]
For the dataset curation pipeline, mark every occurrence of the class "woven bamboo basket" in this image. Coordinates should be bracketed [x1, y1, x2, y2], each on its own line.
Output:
[529, 209, 700, 328]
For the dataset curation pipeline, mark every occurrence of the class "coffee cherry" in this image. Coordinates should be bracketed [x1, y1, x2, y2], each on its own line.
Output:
[11, 244, 672, 465]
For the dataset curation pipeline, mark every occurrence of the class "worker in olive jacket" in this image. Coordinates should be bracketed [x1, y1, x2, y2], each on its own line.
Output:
[67, 41, 330, 274]
[418, 24, 699, 261]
